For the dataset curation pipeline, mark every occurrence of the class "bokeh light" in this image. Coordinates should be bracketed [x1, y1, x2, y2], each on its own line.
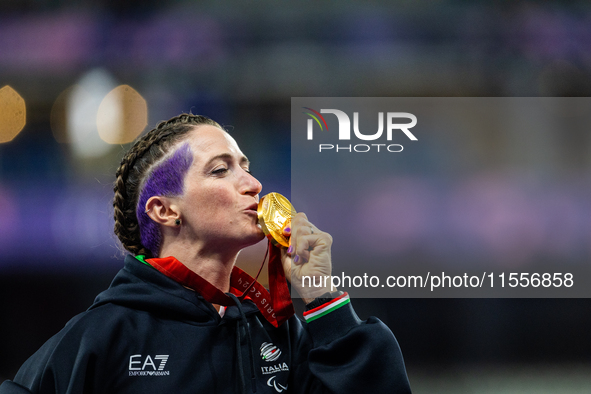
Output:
[97, 85, 148, 144]
[50, 85, 76, 143]
[66, 69, 116, 158]
[0, 86, 26, 143]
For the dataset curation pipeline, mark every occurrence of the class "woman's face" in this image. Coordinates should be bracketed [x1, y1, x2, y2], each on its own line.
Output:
[175, 125, 265, 250]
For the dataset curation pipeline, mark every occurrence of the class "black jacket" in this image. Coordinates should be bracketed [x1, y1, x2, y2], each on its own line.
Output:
[1, 255, 411, 393]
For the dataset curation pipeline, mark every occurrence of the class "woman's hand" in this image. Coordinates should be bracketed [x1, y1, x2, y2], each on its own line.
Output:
[281, 212, 336, 304]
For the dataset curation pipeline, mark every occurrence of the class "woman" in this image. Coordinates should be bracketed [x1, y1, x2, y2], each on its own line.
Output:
[1, 114, 411, 393]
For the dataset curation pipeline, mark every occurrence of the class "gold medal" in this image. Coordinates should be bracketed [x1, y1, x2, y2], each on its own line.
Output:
[257, 192, 296, 248]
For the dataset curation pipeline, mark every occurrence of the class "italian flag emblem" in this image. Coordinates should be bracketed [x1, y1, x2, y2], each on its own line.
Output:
[303, 292, 350, 323]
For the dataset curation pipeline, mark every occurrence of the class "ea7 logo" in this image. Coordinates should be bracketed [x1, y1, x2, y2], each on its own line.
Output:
[305, 109, 417, 141]
[129, 354, 169, 371]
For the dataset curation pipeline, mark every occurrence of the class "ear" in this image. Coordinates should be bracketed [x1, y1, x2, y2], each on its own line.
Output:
[145, 196, 180, 228]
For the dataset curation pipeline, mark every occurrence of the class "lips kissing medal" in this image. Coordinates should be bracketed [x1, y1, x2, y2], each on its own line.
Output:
[257, 192, 296, 248]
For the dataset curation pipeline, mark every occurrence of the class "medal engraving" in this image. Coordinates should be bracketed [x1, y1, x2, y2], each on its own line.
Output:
[257, 193, 296, 248]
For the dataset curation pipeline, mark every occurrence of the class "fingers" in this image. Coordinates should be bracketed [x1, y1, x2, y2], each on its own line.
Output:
[283, 212, 332, 265]
[292, 234, 320, 264]
[284, 212, 312, 239]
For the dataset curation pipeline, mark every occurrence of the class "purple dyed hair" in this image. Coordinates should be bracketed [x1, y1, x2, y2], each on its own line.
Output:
[136, 142, 193, 256]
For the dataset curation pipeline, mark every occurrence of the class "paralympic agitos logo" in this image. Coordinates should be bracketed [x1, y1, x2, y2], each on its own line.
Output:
[302, 107, 417, 153]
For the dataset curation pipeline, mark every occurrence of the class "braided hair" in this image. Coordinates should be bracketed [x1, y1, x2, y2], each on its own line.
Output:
[113, 113, 222, 258]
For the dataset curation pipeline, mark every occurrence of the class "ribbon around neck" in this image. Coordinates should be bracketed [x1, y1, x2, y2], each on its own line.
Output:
[145, 240, 294, 328]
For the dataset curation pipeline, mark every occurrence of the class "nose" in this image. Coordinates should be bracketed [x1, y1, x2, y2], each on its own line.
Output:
[240, 169, 262, 196]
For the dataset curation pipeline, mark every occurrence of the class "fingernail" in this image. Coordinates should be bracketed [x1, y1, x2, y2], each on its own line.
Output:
[293, 255, 300, 264]
[287, 245, 293, 254]
[284, 227, 291, 233]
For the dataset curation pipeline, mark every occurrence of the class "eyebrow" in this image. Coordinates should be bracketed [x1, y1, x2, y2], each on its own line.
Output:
[204, 153, 250, 168]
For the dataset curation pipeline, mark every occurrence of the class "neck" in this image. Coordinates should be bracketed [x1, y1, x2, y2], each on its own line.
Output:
[158, 239, 239, 293]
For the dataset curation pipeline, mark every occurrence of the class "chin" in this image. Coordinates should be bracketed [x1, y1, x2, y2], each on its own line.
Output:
[238, 228, 266, 248]
[253, 229, 266, 243]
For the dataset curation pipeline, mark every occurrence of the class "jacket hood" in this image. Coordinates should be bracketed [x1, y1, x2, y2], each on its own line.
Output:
[89, 255, 259, 324]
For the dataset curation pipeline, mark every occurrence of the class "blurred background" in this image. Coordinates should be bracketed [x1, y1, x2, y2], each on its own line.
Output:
[1, 0, 591, 392]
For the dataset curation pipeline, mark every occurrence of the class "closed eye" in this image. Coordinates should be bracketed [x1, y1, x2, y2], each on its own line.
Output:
[212, 167, 228, 175]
